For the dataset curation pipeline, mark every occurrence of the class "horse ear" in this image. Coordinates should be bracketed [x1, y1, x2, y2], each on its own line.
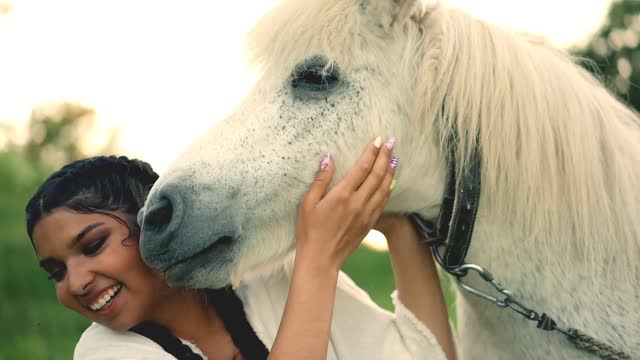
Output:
[361, 0, 421, 33]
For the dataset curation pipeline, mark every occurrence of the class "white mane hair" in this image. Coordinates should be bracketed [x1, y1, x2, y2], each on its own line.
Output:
[420, 6, 640, 277]
[247, 0, 640, 278]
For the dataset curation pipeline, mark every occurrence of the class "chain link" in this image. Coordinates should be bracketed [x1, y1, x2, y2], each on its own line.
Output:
[452, 263, 544, 322]
[445, 260, 630, 359]
[504, 297, 539, 321]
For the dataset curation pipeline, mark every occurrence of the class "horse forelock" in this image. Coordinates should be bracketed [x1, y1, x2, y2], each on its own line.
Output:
[244, 0, 434, 85]
[418, 6, 640, 277]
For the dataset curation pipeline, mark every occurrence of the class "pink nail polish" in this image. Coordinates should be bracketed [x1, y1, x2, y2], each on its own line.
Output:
[390, 155, 398, 168]
[386, 137, 396, 150]
[320, 152, 331, 170]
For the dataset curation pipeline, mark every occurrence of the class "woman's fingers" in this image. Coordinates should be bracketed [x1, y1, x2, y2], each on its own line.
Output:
[366, 155, 397, 220]
[341, 137, 383, 191]
[295, 143, 396, 270]
[301, 153, 335, 210]
[356, 137, 395, 200]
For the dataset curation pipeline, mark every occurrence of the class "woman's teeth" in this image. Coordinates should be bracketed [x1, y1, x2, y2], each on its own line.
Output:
[89, 284, 122, 311]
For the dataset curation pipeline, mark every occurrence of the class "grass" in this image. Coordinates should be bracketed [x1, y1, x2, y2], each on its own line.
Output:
[0, 152, 455, 359]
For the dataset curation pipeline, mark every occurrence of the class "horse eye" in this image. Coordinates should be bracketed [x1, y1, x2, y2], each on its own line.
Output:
[291, 57, 340, 92]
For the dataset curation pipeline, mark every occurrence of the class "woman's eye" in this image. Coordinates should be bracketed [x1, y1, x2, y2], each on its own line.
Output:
[83, 236, 107, 256]
[48, 268, 66, 282]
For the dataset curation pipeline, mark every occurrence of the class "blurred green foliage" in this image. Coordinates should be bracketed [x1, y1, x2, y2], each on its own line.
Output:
[572, 0, 640, 110]
[23, 104, 95, 168]
[0, 150, 90, 360]
[0, 103, 109, 359]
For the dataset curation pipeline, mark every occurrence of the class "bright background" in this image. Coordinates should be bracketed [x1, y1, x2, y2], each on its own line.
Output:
[0, 0, 611, 174]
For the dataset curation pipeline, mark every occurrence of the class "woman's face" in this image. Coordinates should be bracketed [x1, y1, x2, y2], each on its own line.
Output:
[32, 208, 169, 331]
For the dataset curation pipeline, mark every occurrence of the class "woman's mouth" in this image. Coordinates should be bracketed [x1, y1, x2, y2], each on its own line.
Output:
[89, 283, 122, 312]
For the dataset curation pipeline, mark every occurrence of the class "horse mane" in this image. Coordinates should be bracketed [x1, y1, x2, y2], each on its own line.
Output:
[245, 0, 640, 276]
[417, 5, 640, 274]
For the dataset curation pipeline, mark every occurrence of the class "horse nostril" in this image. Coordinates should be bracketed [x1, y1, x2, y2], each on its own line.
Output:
[144, 198, 173, 232]
[216, 236, 233, 247]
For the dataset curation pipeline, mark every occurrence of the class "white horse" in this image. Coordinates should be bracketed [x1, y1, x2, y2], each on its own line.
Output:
[138, 0, 640, 358]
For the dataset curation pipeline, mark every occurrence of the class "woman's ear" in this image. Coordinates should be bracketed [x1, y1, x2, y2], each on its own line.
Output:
[361, 0, 421, 33]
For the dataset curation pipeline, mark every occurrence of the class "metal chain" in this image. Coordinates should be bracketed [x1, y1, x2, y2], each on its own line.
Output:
[434, 250, 632, 360]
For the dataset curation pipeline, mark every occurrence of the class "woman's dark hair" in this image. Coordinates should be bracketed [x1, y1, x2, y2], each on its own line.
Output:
[25, 155, 159, 241]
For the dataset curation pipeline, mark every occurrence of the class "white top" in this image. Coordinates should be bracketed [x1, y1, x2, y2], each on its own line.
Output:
[74, 270, 447, 360]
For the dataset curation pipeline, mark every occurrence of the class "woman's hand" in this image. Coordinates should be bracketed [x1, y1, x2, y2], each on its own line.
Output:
[269, 137, 397, 360]
[295, 136, 398, 271]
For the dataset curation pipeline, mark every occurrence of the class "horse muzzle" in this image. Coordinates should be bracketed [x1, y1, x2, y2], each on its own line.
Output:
[138, 180, 241, 285]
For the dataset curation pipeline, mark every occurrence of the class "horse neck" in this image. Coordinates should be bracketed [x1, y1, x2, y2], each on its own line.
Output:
[411, 6, 640, 279]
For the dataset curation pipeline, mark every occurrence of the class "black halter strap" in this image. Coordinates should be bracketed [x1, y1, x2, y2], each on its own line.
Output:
[409, 146, 481, 273]
[130, 287, 268, 360]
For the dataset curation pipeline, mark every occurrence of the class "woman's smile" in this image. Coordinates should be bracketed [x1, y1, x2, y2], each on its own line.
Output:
[87, 283, 122, 313]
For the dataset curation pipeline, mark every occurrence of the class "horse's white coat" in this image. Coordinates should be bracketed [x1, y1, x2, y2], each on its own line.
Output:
[139, 0, 640, 358]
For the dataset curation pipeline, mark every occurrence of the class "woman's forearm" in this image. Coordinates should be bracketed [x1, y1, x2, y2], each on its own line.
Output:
[272, 139, 396, 359]
[386, 222, 458, 360]
[268, 254, 339, 360]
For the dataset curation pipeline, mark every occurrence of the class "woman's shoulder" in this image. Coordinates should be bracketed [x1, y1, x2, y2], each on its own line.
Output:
[74, 322, 183, 360]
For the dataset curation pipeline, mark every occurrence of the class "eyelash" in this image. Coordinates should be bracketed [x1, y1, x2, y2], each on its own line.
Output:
[83, 235, 108, 256]
[48, 270, 65, 282]
[47, 235, 109, 282]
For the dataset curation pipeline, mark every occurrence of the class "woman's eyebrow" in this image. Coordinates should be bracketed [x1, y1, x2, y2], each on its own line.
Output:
[67, 222, 104, 250]
[38, 222, 105, 267]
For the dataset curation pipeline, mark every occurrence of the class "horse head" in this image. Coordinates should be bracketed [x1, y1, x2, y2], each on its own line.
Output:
[138, 0, 445, 288]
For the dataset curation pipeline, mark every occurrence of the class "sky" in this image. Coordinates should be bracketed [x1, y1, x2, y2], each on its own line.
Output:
[0, 0, 612, 174]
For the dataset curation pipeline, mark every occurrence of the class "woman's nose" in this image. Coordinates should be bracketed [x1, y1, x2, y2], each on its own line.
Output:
[66, 258, 94, 295]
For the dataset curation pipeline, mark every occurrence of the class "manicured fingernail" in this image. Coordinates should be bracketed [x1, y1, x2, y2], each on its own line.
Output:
[386, 137, 396, 150]
[320, 152, 331, 170]
[390, 179, 397, 191]
[373, 136, 382, 149]
[390, 155, 398, 169]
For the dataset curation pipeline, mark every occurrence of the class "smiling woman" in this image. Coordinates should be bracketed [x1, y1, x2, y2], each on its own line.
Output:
[24, 144, 455, 360]
[25, 156, 266, 359]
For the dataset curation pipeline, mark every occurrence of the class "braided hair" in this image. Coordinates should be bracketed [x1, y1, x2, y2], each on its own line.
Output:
[25, 155, 159, 241]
